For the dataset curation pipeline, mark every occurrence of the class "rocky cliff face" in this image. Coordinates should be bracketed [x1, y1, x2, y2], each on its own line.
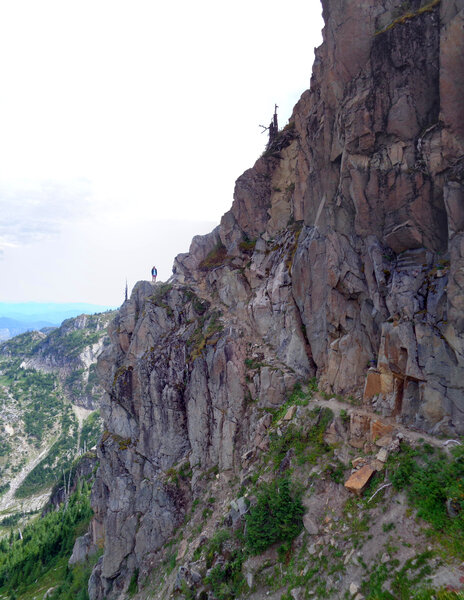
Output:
[89, 1, 464, 597]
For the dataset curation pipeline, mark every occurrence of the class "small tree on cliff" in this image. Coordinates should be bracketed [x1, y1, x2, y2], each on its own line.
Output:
[260, 104, 279, 150]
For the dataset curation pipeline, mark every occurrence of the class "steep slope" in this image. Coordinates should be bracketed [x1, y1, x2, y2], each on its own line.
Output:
[0, 463, 99, 600]
[88, 0, 464, 598]
[0, 311, 112, 518]
[20, 311, 116, 409]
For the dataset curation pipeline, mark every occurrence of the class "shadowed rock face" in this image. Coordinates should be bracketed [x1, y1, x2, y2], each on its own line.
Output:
[89, 1, 464, 597]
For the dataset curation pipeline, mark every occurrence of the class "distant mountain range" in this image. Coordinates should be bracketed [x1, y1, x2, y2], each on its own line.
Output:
[0, 302, 117, 341]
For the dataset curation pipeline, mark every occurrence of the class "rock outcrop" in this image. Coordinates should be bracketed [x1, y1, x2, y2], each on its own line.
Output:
[89, 0, 464, 597]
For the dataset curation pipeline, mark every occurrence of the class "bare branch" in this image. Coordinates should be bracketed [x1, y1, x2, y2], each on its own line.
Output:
[368, 482, 392, 503]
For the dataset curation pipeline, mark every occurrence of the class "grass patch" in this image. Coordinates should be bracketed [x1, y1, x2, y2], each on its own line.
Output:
[199, 243, 229, 270]
[238, 236, 257, 254]
[388, 442, 464, 557]
[268, 406, 334, 469]
[361, 551, 441, 599]
[267, 379, 318, 425]
[188, 310, 223, 361]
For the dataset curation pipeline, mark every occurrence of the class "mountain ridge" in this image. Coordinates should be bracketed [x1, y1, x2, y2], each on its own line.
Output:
[77, 0, 464, 598]
[0, 302, 117, 341]
[0, 311, 112, 523]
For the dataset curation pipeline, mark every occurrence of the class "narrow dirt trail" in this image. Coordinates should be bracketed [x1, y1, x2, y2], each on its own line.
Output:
[311, 393, 455, 449]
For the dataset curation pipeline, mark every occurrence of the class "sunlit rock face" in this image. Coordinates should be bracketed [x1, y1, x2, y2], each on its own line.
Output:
[89, 0, 464, 596]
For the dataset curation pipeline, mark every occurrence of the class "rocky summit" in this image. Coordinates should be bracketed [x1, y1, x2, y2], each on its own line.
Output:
[84, 1, 464, 598]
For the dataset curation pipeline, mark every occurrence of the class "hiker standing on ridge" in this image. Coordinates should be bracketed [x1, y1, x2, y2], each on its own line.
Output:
[151, 266, 157, 282]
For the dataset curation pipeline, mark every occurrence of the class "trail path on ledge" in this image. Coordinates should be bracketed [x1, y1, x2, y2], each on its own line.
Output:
[311, 394, 455, 450]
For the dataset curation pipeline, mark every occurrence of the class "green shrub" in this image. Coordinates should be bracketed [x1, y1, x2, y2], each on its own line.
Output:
[199, 243, 229, 270]
[204, 552, 245, 600]
[269, 407, 334, 469]
[238, 237, 257, 254]
[340, 408, 350, 425]
[128, 568, 139, 596]
[389, 443, 464, 556]
[204, 529, 231, 567]
[245, 478, 304, 555]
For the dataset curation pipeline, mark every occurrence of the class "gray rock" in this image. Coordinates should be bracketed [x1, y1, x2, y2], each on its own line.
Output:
[69, 533, 96, 565]
[88, 2, 464, 596]
[303, 514, 319, 535]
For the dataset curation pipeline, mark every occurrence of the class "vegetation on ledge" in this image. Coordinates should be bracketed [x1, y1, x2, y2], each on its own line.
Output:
[375, 0, 441, 36]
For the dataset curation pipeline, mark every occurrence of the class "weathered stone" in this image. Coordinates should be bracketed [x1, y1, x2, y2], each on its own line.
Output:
[349, 413, 371, 448]
[178, 540, 188, 560]
[246, 572, 254, 589]
[364, 370, 382, 400]
[371, 459, 385, 472]
[324, 420, 343, 445]
[349, 438, 366, 450]
[371, 420, 394, 442]
[69, 533, 96, 565]
[283, 405, 297, 421]
[344, 465, 376, 495]
[291, 587, 305, 600]
[89, 0, 464, 596]
[344, 549, 355, 565]
[376, 448, 388, 463]
[375, 435, 393, 448]
[308, 543, 317, 555]
[303, 514, 320, 536]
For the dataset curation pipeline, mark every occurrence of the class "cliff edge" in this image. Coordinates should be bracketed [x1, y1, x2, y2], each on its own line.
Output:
[88, 0, 464, 597]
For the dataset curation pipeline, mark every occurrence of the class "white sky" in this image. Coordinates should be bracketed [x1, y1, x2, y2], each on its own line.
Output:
[0, 0, 323, 306]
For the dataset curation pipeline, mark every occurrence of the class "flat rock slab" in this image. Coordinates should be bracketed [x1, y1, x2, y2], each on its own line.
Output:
[375, 435, 393, 448]
[376, 448, 389, 463]
[283, 405, 297, 420]
[303, 514, 320, 535]
[344, 464, 376, 495]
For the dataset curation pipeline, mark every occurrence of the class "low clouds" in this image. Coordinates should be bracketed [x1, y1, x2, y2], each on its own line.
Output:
[0, 179, 93, 251]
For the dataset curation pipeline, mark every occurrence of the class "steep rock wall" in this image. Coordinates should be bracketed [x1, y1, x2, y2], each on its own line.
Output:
[89, 0, 464, 597]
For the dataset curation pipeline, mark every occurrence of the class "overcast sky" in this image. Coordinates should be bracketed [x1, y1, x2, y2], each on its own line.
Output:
[0, 0, 323, 307]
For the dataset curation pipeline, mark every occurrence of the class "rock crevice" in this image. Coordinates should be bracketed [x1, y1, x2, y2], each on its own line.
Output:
[89, 0, 464, 596]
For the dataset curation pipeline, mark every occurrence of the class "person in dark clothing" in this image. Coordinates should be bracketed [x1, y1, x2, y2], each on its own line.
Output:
[151, 266, 157, 282]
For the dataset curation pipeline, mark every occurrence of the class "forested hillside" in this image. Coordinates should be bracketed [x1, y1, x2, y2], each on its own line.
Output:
[0, 312, 112, 532]
[0, 474, 98, 600]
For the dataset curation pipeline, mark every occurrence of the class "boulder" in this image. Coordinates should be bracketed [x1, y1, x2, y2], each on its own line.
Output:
[344, 465, 376, 495]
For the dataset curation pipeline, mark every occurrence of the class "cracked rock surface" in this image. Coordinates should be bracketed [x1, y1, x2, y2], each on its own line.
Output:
[88, 0, 464, 596]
